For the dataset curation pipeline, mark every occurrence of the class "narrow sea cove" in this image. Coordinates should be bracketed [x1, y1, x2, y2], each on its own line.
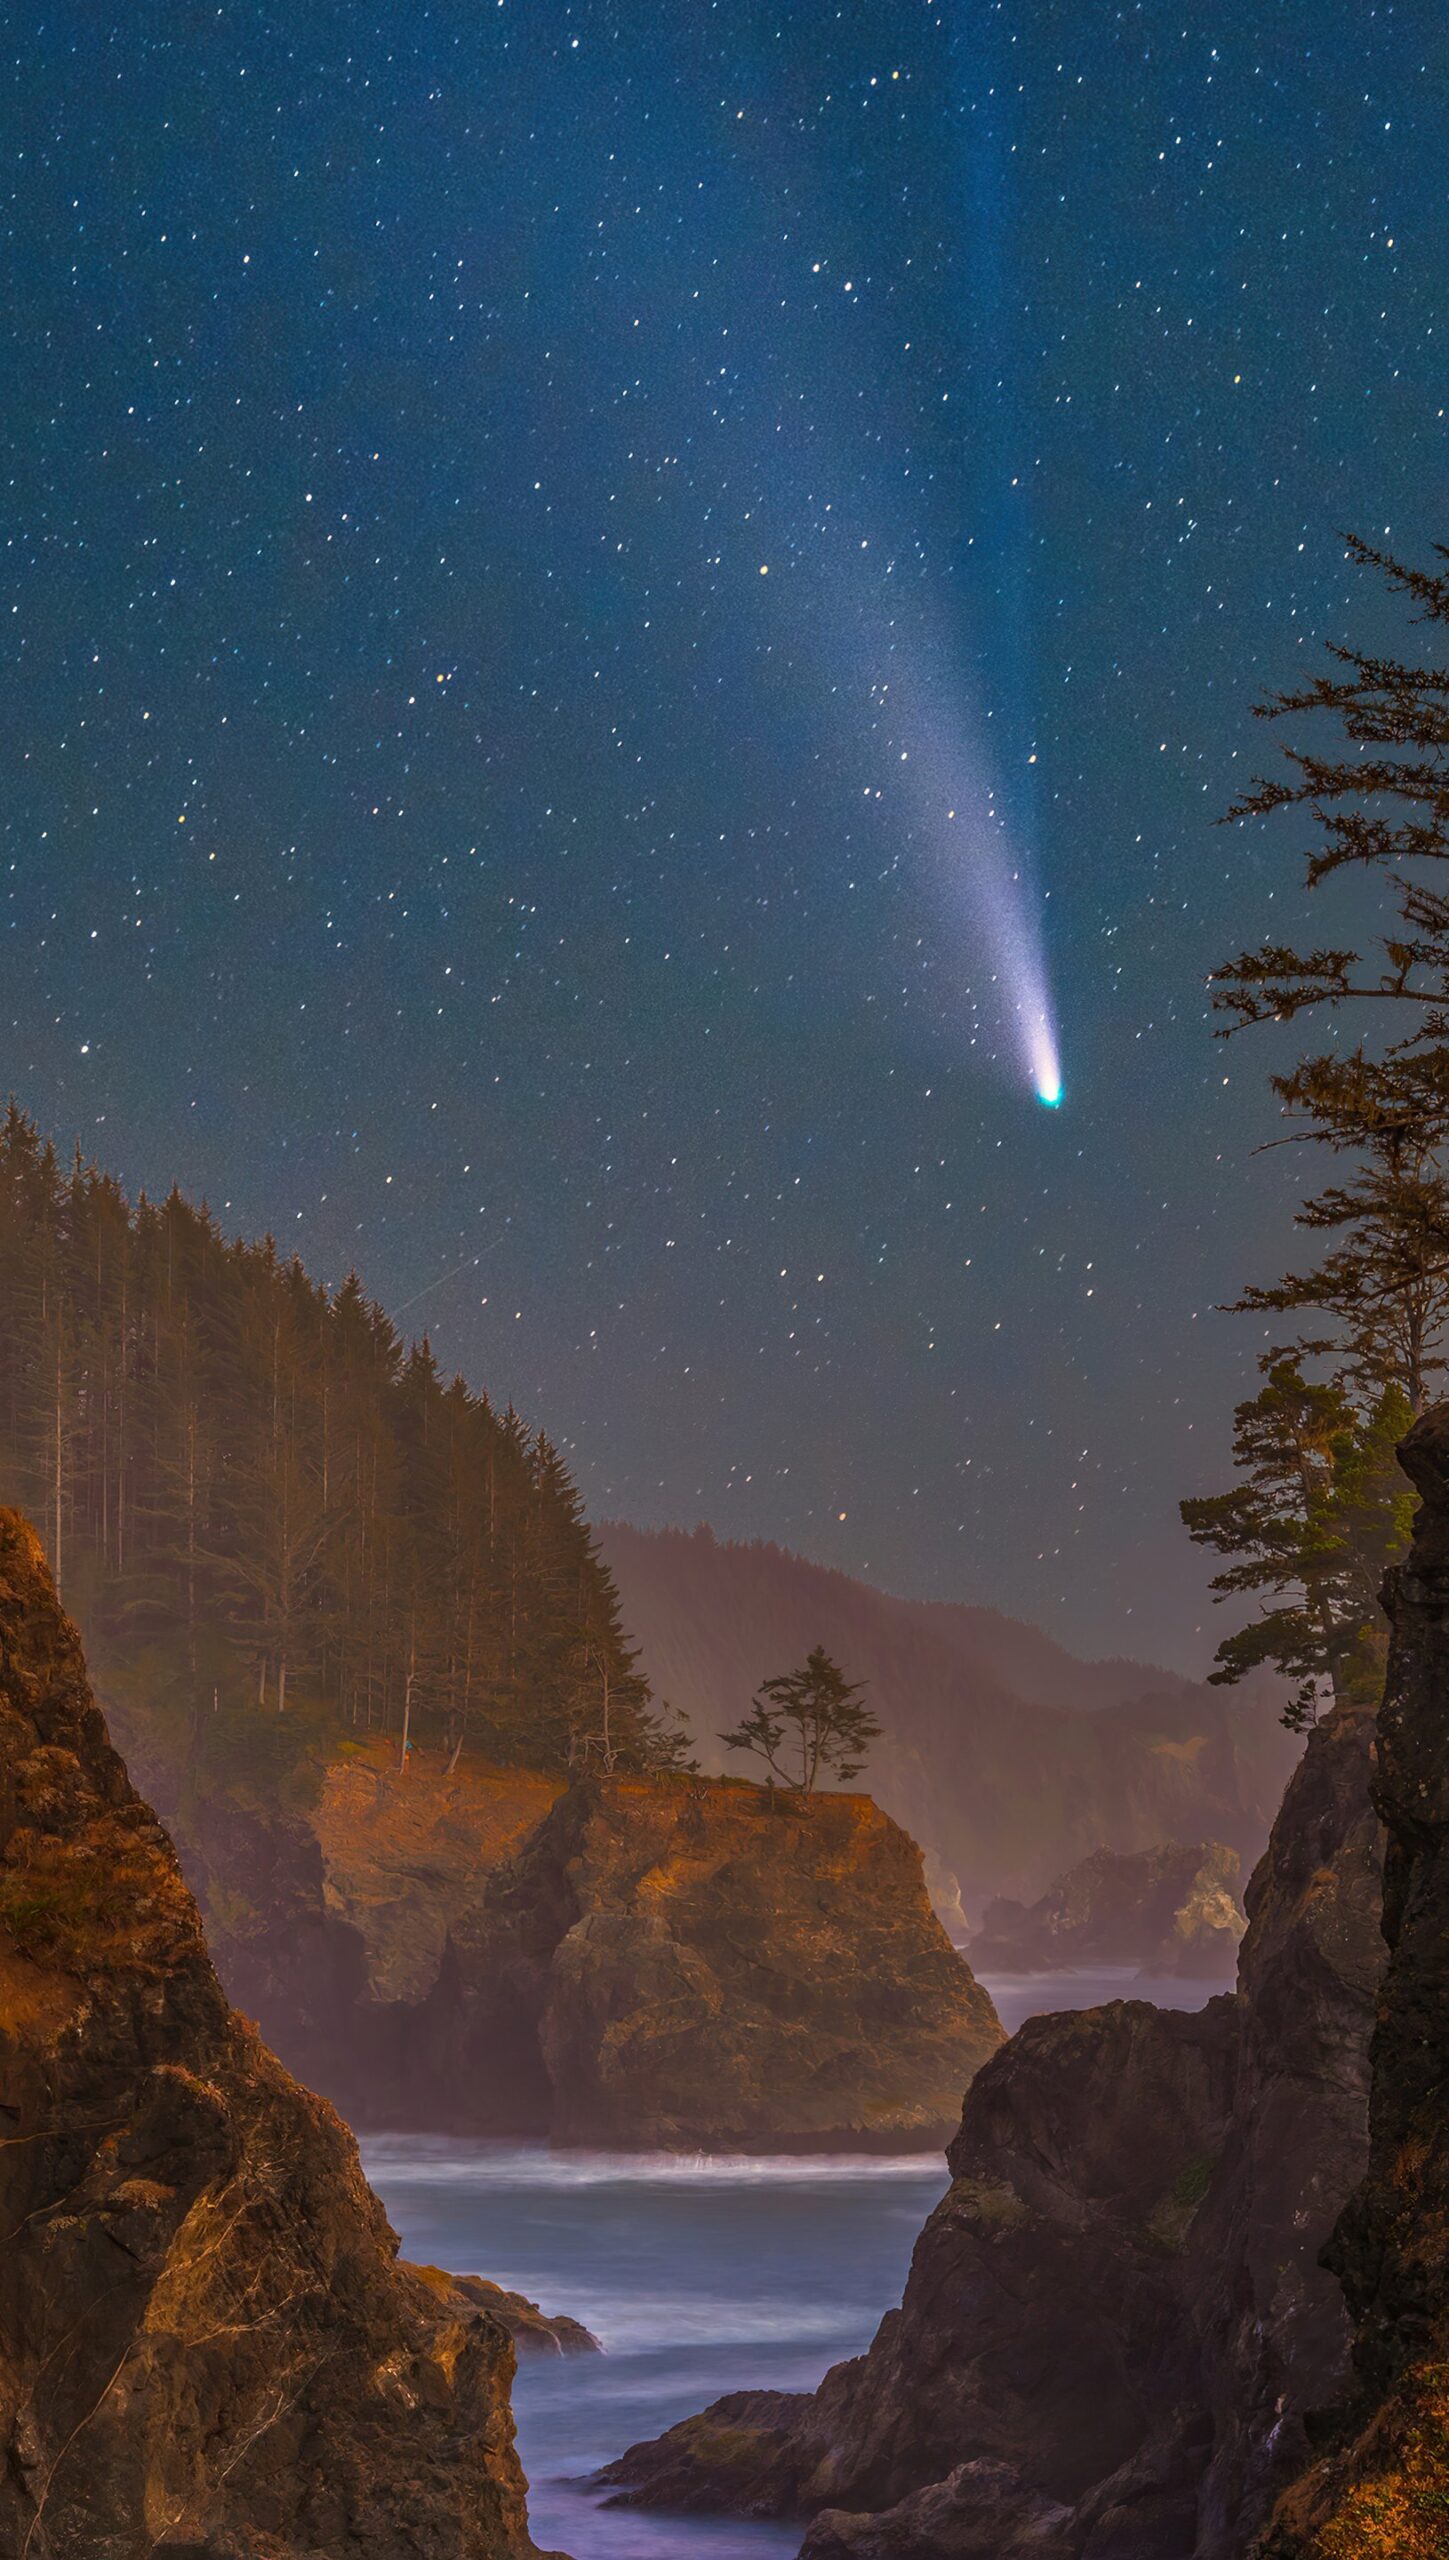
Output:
[364, 2137, 941, 2559]
[365, 1970, 1223, 2560]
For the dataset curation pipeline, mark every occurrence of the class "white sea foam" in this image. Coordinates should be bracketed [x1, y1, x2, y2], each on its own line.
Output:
[534, 2292, 868, 2357]
[359, 2136, 944, 2191]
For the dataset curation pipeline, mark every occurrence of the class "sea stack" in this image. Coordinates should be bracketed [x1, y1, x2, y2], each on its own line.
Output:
[305, 1763, 1004, 2150]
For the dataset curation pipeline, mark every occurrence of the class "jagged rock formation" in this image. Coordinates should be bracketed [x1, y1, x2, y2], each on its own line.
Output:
[430, 1774, 1003, 2150]
[1186, 1702, 1384, 2555]
[1260, 1403, 1449, 2559]
[600, 1520, 1300, 1918]
[971, 1841, 1246, 1978]
[126, 1738, 1000, 2150]
[0, 1509, 545, 2560]
[430, 2274, 599, 2359]
[600, 1698, 1385, 2555]
[601, 1998, 1241, 2553]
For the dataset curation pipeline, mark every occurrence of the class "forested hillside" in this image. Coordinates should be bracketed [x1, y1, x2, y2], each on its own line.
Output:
[0, 1107, 670, 1779]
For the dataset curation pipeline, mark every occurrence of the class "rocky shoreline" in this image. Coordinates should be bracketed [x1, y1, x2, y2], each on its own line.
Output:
[20, 1381, 1449, 2557]
[598, 1699, 1383, 2557]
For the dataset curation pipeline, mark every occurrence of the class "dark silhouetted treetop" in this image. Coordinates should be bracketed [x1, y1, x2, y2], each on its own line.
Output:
[1213, 535, 1449, 1045]
[1182, 1359, 1414, 1730]
[1185, 543, 1449, 1726]
[1228, 1051, 1449, 1416]
[720, 1643, 880, 1794]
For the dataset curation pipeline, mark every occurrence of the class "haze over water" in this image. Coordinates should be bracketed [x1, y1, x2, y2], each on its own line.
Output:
[365, 1970, 1222, 2560]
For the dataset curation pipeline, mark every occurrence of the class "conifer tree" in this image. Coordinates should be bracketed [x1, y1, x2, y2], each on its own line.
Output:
[1230, 1054, 1449, 1413]
[721, 1645, 879, 1795]
[1213, 535, 1449, 1050]
[1182, 1361, 1414, 1727]
[0, 1108, 664, 1778]
[1186, 539, 1449, 1722]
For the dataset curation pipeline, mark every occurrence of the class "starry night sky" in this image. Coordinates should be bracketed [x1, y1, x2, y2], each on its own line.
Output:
[5, 3, 1446, 1667]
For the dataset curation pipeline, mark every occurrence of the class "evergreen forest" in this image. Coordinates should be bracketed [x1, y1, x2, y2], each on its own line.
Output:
[0, 1105, 676, 1787]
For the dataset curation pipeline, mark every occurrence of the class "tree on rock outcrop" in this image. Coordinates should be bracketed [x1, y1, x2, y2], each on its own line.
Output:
[1183, 1358, 1414, 1727]
[721, 1644, 879, 1796]
[1186, 538, 1449, 1724]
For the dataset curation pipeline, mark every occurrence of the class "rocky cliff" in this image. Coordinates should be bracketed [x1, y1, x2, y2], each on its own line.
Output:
[1259, 1402, 1449, 2559]
[0, 1510, 545, 2560]
[600, 1697, 1384, 2556]
[146, 1744, 1001, 2151]
[971, 1841, 1246, 1978]
[600, 1521, 1301, 1919]
[318, 1752, 564, 2003]
[404, 1773, 1002, 2150]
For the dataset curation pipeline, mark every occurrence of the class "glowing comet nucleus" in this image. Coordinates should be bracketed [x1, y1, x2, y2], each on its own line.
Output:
[1015, 968, 1062, 1110]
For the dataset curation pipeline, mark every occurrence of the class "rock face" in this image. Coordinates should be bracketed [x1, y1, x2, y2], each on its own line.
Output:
[601, 1997, 1241, 2554]
[600, 1698, 1385, 2556]
[149, 1772, 379, 2100]
[0, 1510, 543, 2560]
[600, 1521, 1301, 1917]
[446, 1775, 1003, 2151]
[1188, 1700, 1384, 2556]
[317, 1752, 567, 2004]
[1259, 1402, 1449, 2559]
[131, 1738, 1000, 2151]
[971, 1840, 1246, 1978]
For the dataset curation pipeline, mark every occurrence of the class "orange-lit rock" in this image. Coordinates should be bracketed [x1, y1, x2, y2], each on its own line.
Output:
[0, 1512, 545, 2560]
[475, 1772, 1004, 2149]
[162, 1738, 1001, 2150]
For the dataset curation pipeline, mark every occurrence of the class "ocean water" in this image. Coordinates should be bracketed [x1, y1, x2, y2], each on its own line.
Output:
[363, 2135, 943, 2558]
[362, 1967, 1227, 2560]
[979, 1961, 1230, 2038]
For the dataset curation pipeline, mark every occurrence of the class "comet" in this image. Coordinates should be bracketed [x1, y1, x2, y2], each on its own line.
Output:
[791, 510, 1059, 1108]
[887, 696, 1061, 1112]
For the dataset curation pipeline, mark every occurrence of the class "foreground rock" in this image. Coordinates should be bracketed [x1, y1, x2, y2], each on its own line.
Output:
[1260, 1403, 1449, 2557]
[0, 1510, 545, 2560]
[600, 1698, 1384, 2555]
[970, 1840, 1245, 1978]
[602, 1996, 1240, 2548]
[448, 1775, 1004, 2150]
